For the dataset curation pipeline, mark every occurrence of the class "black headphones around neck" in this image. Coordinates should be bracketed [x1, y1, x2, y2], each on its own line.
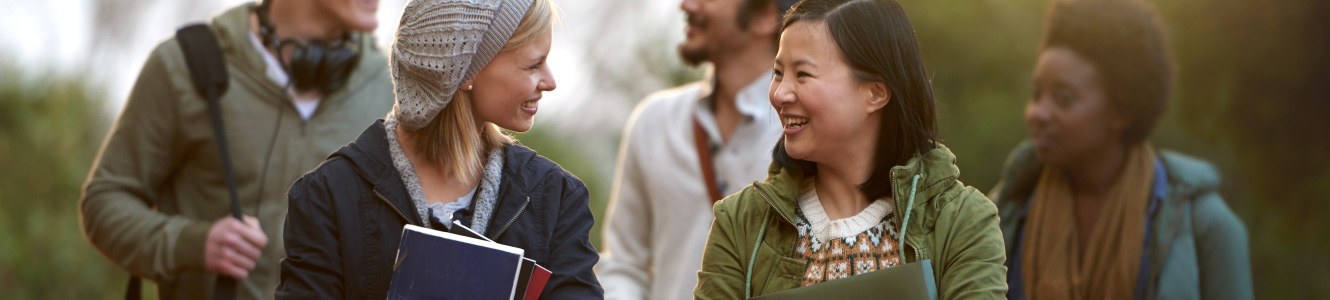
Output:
[255, 0, 360, 94]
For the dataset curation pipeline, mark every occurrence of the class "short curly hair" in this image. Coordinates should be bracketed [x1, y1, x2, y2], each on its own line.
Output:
[1040, 0, 1175, 145]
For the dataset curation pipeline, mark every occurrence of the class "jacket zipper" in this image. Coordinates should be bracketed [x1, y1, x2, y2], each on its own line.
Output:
[490, 196, 530, 240]
[374, 189, 414, 226]
[754, 187, 795, 225]
[890, 170, 908, 260]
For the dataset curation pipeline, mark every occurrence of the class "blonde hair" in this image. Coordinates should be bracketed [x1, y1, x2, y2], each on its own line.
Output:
[411, 0, 557, 185]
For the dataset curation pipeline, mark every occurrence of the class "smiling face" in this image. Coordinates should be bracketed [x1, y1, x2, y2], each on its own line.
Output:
[466, 26, 556, 133]
[1026, 46, 1129, 168]
[770, 20, 886, 165]
[316, 0, 380, 32]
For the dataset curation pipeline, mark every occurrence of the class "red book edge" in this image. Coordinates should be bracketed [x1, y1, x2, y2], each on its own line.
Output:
[522, 264, 552, 300]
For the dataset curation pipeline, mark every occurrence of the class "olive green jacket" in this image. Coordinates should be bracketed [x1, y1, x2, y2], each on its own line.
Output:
[79, 3, 393, 299]
[694, 144, 1008, 299]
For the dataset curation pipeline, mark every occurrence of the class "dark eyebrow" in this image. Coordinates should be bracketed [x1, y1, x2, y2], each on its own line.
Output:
[773, 58, 817, 68]
[792, 59, 816, 68]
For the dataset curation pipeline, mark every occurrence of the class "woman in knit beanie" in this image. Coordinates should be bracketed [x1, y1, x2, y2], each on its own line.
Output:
[278, 0, 605, 298]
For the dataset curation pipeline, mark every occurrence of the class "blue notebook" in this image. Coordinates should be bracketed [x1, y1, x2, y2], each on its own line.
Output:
[387, 224, 526, 300]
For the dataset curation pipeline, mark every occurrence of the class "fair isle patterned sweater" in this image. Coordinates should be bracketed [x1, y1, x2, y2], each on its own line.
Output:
[792, 187, 903, 286]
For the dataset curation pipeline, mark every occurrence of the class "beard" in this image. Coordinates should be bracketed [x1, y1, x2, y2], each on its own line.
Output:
[678, 44, 709, 67]
[678, 12, 711, 66]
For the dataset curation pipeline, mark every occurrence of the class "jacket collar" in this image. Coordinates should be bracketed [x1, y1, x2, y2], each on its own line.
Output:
[751, 143, 964, 228]
[331, 120, 422, 225]
[481, 142, 548, 238]
[992, 140, 1042, 210]
[695, 67, 776, 119]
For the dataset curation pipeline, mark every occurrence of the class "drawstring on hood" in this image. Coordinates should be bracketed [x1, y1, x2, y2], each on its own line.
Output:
[898, 174, 921, 260]
[745, 209, 772, 299]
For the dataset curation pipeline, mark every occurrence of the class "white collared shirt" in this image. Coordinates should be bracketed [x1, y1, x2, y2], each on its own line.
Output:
[597, 70, 783, 300]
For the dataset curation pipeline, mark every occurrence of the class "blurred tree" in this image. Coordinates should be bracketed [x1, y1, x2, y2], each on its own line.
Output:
[0, 61, 136, 298]
[906, 0, 1049, 191]
[1160, 0, 1330, 297]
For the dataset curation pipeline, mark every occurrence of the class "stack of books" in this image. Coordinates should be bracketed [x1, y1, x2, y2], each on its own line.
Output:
[386, 222, 552, 300]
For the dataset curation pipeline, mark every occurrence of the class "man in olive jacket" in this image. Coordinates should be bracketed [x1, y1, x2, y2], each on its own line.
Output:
[78, 1, 393, 299]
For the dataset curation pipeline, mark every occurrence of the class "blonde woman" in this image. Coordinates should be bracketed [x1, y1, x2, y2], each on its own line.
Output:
[277, 0, 603, 298]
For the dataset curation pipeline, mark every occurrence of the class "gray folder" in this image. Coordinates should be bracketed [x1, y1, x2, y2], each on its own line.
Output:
[750, 260, 937, 300]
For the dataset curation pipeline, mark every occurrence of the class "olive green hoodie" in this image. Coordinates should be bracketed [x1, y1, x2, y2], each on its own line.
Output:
[79, 3, 393, 299]
[694, 144, 1008, 299]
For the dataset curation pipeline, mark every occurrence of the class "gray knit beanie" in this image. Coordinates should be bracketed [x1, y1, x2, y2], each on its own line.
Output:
[390, 0, 536, 130]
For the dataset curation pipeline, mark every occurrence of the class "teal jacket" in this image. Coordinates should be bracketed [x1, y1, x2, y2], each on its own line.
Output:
[990, 141, 1253, 300]
[695, 144, 1008, 300]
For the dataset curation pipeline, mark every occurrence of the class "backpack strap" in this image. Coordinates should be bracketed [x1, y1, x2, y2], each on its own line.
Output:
[123, 23, 242, 300]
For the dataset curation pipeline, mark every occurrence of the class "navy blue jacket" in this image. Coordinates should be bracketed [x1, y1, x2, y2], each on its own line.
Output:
[277, 120, 603, 299]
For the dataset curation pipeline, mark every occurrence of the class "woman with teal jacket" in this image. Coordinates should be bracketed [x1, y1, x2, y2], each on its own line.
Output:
[990, 0, 1253, 299]
[693, 0, 1007, 298]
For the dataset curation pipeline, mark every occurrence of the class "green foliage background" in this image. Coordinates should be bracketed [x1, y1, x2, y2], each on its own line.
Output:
[1, 0, 1326, 297]
[0, 62, 130, 298]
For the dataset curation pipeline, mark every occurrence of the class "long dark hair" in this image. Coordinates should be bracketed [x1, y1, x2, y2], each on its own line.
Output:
[772, 0, 938, 200]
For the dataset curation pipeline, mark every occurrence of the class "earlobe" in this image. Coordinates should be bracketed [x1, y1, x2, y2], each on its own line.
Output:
[866, 82, 891, 113]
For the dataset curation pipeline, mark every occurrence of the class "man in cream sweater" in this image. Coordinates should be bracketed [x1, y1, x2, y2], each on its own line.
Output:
[596, 0, 794, 299]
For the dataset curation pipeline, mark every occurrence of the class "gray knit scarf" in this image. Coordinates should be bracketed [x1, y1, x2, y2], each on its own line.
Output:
[383, 116, 504, 234]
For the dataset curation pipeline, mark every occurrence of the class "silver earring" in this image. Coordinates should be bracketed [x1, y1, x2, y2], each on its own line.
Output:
[465, 84, 474, 91]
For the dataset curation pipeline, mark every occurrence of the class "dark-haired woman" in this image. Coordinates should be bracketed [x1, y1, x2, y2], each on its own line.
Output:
[692, 0, 1006, 298]
[990, 0, 1252, 299]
